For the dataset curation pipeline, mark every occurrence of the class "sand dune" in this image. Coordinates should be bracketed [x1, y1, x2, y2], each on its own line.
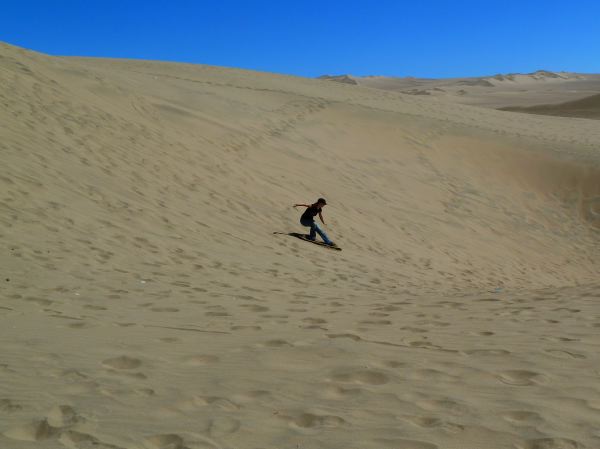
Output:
[500, 93, 600, 119]
[322, 71, 600, 109]
[2, 41, 600, 449]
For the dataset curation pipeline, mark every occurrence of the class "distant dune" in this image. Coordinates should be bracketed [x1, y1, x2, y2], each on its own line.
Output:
[501, 93, 600, 119]
[317, 74, 358, 85]
[319, 70, 600, 109]
[2, 42, 600, 449]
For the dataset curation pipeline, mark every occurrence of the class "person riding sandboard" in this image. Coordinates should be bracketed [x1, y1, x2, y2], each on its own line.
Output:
[293, 198, 337, 247]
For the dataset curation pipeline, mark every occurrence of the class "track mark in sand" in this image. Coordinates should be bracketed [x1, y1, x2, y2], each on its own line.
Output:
[416, 398, 466, 414]
[501, 410, 544, 425]
[327, 333, 459, 353]
[327, 333, 362, 341]
[409, 368, 458, 382]
[176, 395, 240, 412]
[544, 349, 586, 359]
[496, 370, 545, 386]
[205, 310, 231, 317]
[208, 416, 241, 436]
[383, 360, 406, 368]
[262, 339, 293, 348]
[302, 317, 327, 325]
[470, 331, 495, 336]
[372, 438, 438, 449]
[281, 412, 345, 429]
[239, 304, 269, 313]
[159, 337, 179, 343]
[143, 434, 186, 449]
[404, 415, 443, 428]
[101, 356, 142, 370]
[60, 431, 124, 449]
[403, 415, 465, 433]
[150, 307, 179, 312]
[3, 419, 59, 442]
[463, 349, 511, 356]
[143, 324, 230, 334]
[233, 390, 271, 404]
[0, 398, 22, 412]
[183, 354, 220, 366]
[230, 325, 261, 331]
[47, 405, 81, 427]
[84, 304, 107, 310]
[330, 368, 389, 385]
[321, 385, 363, 400]
[3, 404, 92, 444]
[517, 438, 585, 449]
[359, 319, 392, 325]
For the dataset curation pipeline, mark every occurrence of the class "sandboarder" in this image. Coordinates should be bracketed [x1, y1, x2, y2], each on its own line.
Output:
[293, 198, 336, 246]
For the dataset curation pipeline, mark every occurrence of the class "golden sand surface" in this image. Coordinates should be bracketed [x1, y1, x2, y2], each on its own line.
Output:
[1, 42, 600, 449]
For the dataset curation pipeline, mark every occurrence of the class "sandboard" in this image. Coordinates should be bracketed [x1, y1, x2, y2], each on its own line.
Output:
[274, 232, 342, 251]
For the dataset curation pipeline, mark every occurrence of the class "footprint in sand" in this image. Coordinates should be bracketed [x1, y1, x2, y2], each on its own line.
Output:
[208, 416, 241, 437]
[46, 405, 81, 427]
[0, 398, 22, 412]
[263, 339, 293, 347]
[302, 317, 328, 325]
[3, 419, 59, 442]
[321, 385, 363, 400]
[496, 370, 545, 386]
[101, 355, 142, 370]
[416, 398, 466, 415]
[330, 368, 389, 385]
[183, 354, 220, 366]
[327, 333, 362, 341]
[517, 438, 585, 449]
[501, 410, 544, 425]
[143, 434, 186, 449]
[544, 349, 586, 359]
[231, 325, 262, 331]
[150, 307, 179, 312]
[283, 412, 345, 429]
[60, 430, 126, 449]
[372, 438, 438, 449]
[464, 349, 511, 356]
[358, 319, 392, 325]
[232, 390, 271, 404]
[240, 304, 269, 313]
[4, 402, 87, 442]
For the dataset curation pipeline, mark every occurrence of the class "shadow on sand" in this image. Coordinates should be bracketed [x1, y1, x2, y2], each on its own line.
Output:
[273, 232, 341, 251]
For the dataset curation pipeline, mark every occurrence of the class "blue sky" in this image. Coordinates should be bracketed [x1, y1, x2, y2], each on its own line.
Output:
[1, 1, 598, 78]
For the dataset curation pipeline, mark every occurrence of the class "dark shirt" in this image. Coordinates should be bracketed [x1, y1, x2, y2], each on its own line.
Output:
[301, 205, 321, 223]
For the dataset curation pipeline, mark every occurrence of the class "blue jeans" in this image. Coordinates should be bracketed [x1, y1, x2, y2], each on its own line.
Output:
[300, 219, 332, 244]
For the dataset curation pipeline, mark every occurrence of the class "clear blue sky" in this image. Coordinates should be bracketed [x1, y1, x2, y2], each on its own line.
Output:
[1, 0, 598, 78]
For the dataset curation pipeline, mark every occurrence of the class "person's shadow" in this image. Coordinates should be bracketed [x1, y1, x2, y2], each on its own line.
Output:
[273, 232, 341, 250]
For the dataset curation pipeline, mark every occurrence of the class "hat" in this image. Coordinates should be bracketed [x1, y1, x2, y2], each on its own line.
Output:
[317, 197, 327, 205]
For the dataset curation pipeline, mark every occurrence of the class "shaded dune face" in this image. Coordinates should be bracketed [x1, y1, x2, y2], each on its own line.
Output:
[1, 41, 599, 293]
[500, 93, 600, 120]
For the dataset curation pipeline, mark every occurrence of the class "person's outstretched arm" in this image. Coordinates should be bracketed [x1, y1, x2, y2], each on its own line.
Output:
[293, 204, 310, 208]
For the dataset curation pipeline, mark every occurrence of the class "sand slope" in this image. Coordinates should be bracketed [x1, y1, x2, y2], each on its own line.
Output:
[2, 42, 600, 449]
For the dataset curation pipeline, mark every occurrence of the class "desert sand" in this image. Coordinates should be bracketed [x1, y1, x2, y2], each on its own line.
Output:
[1, 41, 600, 449]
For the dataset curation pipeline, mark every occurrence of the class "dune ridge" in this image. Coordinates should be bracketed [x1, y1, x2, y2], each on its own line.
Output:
[1, 42, 600, 449]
